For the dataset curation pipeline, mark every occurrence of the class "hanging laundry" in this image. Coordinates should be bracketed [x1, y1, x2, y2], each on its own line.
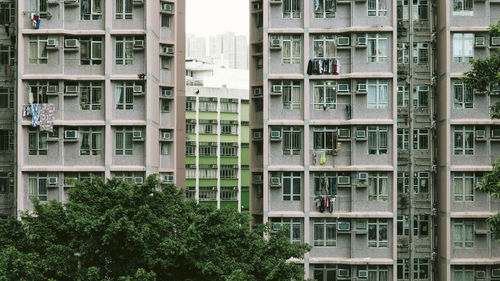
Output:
[329, 197, 335, 213]
[313, 151, 317, 165]
[307, 59, 341, 75]
[31, 103, 40, 127]
[31, 13, 40, 29]
[320, 196, 325, 212]
[39, 103, 55, 132]
[320, 151, 326, 165]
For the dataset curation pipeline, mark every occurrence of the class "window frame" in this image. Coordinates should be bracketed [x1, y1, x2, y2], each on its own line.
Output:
[79, 127, 103, 156]
[282, 0, 301, 18]
[368, 126, 388, 155]
[282, 35, 301, 64]
[368, 172, 388, 201]
[115, 36, 134, 65]
[313, 80, 337, 110]
[453, 81, 473, 109]
[367, 79, 389, 108]
[367, 34, 388, 62]
[453, 172, 475, 201]
[28, 36, 48, 64]
[453, 0, 473, 16]
[282, 126, 302, 155]
[115, 81, 135, 110]
[115, 0, 133, 19]
[368, 219, 388, 247]
[28, 173, 48, 201]
[313, 218, 337, 247]
[453, 219, 474, 248]
[80, 81, 103, 110]
[282, 172, 301, 201]
[313, 0, 336, 18]
[452, 33, 474, 63]
[367, 0, 388, 17]
[81, 0, 102, 20]
[453, 126, 474, 155]
[279, 80, 302, 110]
[28, 128, 48, 155]
[115, 127, 133, 155]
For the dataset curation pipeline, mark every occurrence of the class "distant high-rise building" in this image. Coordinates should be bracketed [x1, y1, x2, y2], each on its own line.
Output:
[209, 32, 248, 69]
[186, 34, 207, 59]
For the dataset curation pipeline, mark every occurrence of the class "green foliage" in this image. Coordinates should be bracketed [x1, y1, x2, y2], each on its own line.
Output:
[0, 176, 310, 281]
[477, 160, 500, 241]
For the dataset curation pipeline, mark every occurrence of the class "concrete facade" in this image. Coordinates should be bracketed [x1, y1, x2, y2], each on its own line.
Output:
[249, 0, 500, 280]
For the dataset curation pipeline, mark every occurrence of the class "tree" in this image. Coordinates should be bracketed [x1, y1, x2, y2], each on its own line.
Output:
[0, 176, 310, 281]
[463, 21, 500, 240]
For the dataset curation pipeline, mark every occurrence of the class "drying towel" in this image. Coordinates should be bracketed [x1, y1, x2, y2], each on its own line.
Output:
[31, 103, 40, 127]
[39, 103, 55, 132]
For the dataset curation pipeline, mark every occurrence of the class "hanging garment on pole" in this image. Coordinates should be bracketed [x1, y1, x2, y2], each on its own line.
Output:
[39, 103, 55, 132]
[320, 151, 326, 165]
[31, 103, 40, 127]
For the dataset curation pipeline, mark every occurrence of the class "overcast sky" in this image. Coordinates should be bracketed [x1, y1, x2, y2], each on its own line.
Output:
[186, 0, 249, 38]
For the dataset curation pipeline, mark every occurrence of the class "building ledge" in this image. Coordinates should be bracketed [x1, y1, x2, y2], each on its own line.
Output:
[450, 258, 500, 265]
[309, 257, 394, 265]
[450, 165, 493, 172]
[449, 26, 490, 32]
[267, 211, 395, 218]
[450, 212, 497, 218]
[450, 119, 500, 125]
[109, 165, 146, 172]
[21, 166, 106, 172]
[310, 165, 395, 172]
[22, 29, 106, 36]
[21, 74, 105, 80]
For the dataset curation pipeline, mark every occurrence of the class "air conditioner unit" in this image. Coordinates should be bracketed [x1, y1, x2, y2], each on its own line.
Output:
[134, 177, 144, 184]
[491, 37, 500, 46]
[358, 172, 368, 181]
[64, 130, 78, 139]
[356, 36, 367, 46]
[492, 268, 500, 278]
[357, 83, 367, 93]
[337, 221, 350, 231]
[48, 0, 59, 4]
[166, 47, 174, 54]
[476, 270, 486, 279]
[338, 128, 350, 138]
[132, 0, 143, 4]
[48, 177, 58, 185]
[253, 174, 263, 183]
[47, 39, 58, 48]
[337, 37, 350, 46]
[272, 222, 282, 231]
[162, 132, 171, 140]
[358, 270, 368, 279]
[133, 85, 143, 93]
[64, 39, 79, 48]
[270, 177, 281, 187]
[133, 131, 143, 139]
[492, 128, 500, 139]
[269, 0, 282, 4]
[418, 85, 429, 92]
[337, 176, 350, 185]
[270, 38, 281, 50]
[47, 85, 58, 93]
[162, 3, 173, 11]
[475, 36, 486, 47]
[338, 269, 349, 278]
[337, 83, 350, 92]
[134, 40, 145, 49]
[476, 176, 483, 185]
[253, 131, 262, 140]
[270, 130, 281, 141]
[356, 129, 367, 139]
[65, 85, 78, 94]
[271, 85, 282, 93]
[167, 175, 174, 182]
[476, 129, 486, 140]
[64, 0, 78, 3]
[253, 87, 262, 97]
[162, 89, 172, 97]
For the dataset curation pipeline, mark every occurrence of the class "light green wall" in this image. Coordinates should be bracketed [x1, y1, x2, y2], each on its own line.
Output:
[186, 156, 196, 165]
[240, 103, 249, 122]
[220, 112, 238, 121]
[185, 179, 196, 187]
[220, 157, 238, 165]
[220, 135, 238, 142]
[199, 201, 217, 208]
[199, 112, 217, 120]
[241, 169, 250, 186]
[199, 179, 217, 186]
[199, 157, 217, 165]
[220, 179, 238, 187]
[186, 111, 196, 119]
[241, 126, 249, 143]
[241, 147, 249, 165]
[199, 134, 217, 142]
[240, 189, 249, 211]
[220, 201, 238, 209]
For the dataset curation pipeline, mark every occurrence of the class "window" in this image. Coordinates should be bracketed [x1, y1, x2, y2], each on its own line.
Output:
[368, 126, 388, 155]
[397, 0, 428, 20]
[0, 173, 13, 194]
[397, 85, 409, 107]
[397, 259, 429, 280]
[368, 219, 388, 247]
[220, 165, 238, 179]
[199, 121, 217, 134]
[413, 43, 429, 64]
[0, 130, 13, 152]
[413, 172, 429, 193]
[80, 127, 102, 156]
[313, 35, 336, 59]
[186, 119, 196, 134]
[254, 99, 263, 112]
[0, 88, 13, 109]
[453, 0, 473, 16]
[367, 266, 389, 281]
[453, 266, 474, 281]
[113, 172, 143, 183]
[282, 172, 301, 200]
[161, 14, 170, 27]
[115, 127, 133, 155]
[0, 4, 13, 24]
[313, 172, 337, 195]
[199, 165, 217, 179]
[29, 36, 48, 64]
[161, 143, 169, 155]
[397, 172, 409, 193]
[368, 0, 387, 16]
[367, 80, 388, 108]
[115, 36, 134, 64]
[413, 215, 429, 237]
[29, 81, 56, 103]
[80, 82, 103, 110]
[220, 121, 238, 135]
[453, 81, 473, 109]
[314, 0, 336, 18]
[29, 0, 47, 13]
[270, 217, 302, 244]
[115, 81, 134, 110]
[81, 0, 102, 20]
[199, 98, 217, 111]
[198, 142, 217, 156]
[161, 57, 170, 70]
[453, 33, 474, 63]
[313, 265, 338, 281]
[282, 126, 302, 155]
[413, 86, 429, 108]
[186, 99, 195, 111]
[28, 128, 48, 155]
[278, 80, 301, 109]
[453, 220, 474, 248]
[115, 0, 132, 19]
[397, 128, 409, 150]
[368, 172, 388, 201]
[185, 166, 196, 179]
[367, 34, 388, 62]
[453, 172, 474, 201]
[28, 173, 48, 201]
[220, 143, 238, 157]
[397, 43, 409, 64]
[221, 187, 238, 201]
[397, 215, 409, 236]
[454, 126, 474, 155]
[413, 129, 429, 150]
[161, 100, 170, 113]
[282, 35, 301, 64]
[313, 219, 337, 246]
[80, 37, 102, 65]
[283, 0, 301, 18]
[185, 186, 195, 199]
[397, 259, 410, 280]
[313, 127, 337, 153]
[220, 99, 238, 113]
[0, 45, 10, 65]
[313, 81, 336, 110]
[186, 142, 196, 156]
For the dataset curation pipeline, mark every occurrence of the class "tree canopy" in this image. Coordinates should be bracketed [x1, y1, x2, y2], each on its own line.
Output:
[0, 176, 310, 281]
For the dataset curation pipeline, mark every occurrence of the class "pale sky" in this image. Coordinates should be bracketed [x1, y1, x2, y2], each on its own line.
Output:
[186, 0, 249, 38]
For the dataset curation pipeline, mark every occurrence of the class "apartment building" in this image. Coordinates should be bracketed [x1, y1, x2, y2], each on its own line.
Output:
[209, 32, 249, 70]
[15, 0, 185, 213]
[185, 85, 250, 211]
[249, 0, 500, 280]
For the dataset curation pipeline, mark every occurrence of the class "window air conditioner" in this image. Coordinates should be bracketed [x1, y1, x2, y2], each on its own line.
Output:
[47, 85, 58, 93]
[132, 0, 143, 4]
[356, 36, 367, 46]
[64, 130, 78, 139]
[65, 85, 78, 94]
[476, 129, 486, 140]
[476, 176, 483, 185]
[162, 132, 171, 140]
[167, 175, 174, 182]
[476, 270, 486, 279]
[492, 128, 500, 139]
[337, 269, 349, 278]
[162, 3, 173, 11]
[166, 47, 174, 54]
[271, 85, 282, 93]
[253, 131, 262, 140]
[162, 89, 172, 97]
[133, 131, 143, 139]
[418, 85, 429, 92]
[48, 177, 58, 185]
[133, 85, 143, 93]
[492, 268, 500, 278]
[357, 83, 367, 93]
[337, 37, 350, 46]
[253, 87, 262, 97]
[272, 223, 282, 232]
[134, 177, 144, 184]
[337, 176, 350, 185]
[337, 83, 350, 92]
[270, 130, 281, 141]
[358, 172, 368, 180]
[338, 128, 350, 138]
[47, 39, 58, 48]
[270, 38, 281, 50]
[64, 39, 79, 48]
[270, 177, 281, 187]
[358, 270, 368, 279]
[356, 129, 367, 139]
[491, 37, 500, 46]
[337, 221, 350, 231]
[269, 0, 282, 4]
[134, 40, 145, 49]
[475, 36, 486, 47]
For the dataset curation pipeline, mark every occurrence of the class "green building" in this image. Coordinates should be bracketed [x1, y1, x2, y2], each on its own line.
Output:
[185, 85, 249, 211]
